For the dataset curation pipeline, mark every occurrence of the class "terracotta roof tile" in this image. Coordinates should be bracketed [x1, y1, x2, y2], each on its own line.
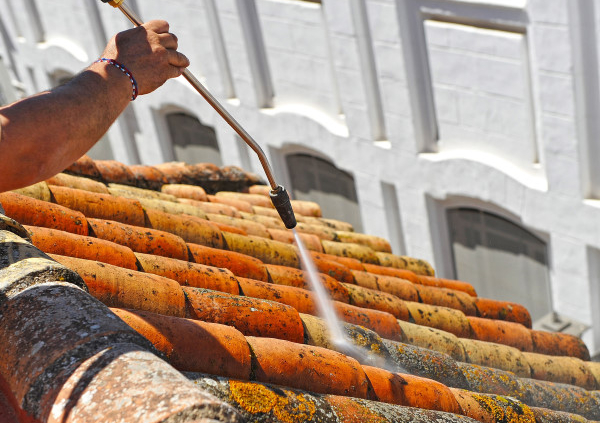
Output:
[183, 287, 305, 343]
[88, 217, 190, 260]
[383, 340, 470, 389]
[363, 365, 462, 413]
[222, 232, 300, 268]
[322, 239, 381, 264]
[50, 254, 186, 317]
[162, 183, 208, 202]
[458, 338, 531, 378]
[49, 185, 146, 227]
[0, 191, 89, 235]
[2, 155, 598, 421]
[129, 164, 169, 190]
[46, 173, 110, 194]
[112, 308, 252, 378]
[246, 336, 370, 398]
[26, 225, 138, 270]
[135, 252, 240, 294]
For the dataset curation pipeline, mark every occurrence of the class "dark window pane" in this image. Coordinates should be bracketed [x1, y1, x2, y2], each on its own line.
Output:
[286, 153, 362, 231]
[166, 113, 222, 165]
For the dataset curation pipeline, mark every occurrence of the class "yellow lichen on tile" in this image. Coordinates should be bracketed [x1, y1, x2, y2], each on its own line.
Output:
[230, 380, 317, 422]
[471, 393, 536, 423]
[230, 380, 278, 414]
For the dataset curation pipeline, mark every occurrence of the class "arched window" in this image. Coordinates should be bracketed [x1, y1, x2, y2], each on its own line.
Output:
[286, 153, 362, 231]
[447, 208, 551, 323]
[166, 113, 222, 165]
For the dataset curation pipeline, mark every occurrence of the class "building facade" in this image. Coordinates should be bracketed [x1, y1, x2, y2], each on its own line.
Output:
[2, 0, 600, 355]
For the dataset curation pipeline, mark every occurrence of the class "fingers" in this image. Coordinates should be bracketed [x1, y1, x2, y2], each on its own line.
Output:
[167, 50, 190, 69]
[143, 20, 170, 34]
[157, 32, 178, 50]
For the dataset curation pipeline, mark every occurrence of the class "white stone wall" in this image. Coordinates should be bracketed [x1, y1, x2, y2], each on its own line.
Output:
[2, 0, 600, 354]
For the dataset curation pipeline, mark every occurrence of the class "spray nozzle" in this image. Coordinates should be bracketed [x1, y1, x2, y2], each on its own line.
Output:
[270, 186, 297, 229]
[101, 0, 125, 7]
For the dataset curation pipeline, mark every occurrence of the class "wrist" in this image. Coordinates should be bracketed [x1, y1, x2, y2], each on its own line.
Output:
[91, 58, 139, 101]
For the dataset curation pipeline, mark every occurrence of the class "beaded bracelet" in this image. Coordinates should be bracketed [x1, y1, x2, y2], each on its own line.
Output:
[95, 58, 138, 101]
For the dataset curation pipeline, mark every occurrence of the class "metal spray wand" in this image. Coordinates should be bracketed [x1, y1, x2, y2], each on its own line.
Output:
[100, 0, 297, 229]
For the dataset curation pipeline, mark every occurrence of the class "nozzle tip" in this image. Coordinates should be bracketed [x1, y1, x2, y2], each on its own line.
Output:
[270, 186, 297, 229]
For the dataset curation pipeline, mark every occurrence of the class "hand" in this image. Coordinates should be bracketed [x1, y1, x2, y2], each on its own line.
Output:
[101, 20, 190, 95]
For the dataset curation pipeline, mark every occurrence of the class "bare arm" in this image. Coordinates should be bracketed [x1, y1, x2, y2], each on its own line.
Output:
[0, 20, 189, 192]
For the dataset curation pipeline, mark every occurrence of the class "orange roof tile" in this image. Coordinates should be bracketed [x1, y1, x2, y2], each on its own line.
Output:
[1, 155, 598, 422]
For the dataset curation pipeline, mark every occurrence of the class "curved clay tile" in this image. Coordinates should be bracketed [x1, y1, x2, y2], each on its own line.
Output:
[457, 362, 525, 400]
[135, 252, 240, 295]
[530, 330, 591, 361]
[49, 185, 146, 227]
[161, 183, 208, 202]
[362, 365, 462, 414]
[352, 270, 420, 303]
[451, 389, 536, 423]
[363, 263, 421, 283]
[108, 183, 178, 202]
[342, 282, 410, 320]
[143, 208, 225, 249]
[239, 211, 285, 230]
[180, 198, 241, 217]
[473, 297, 532, 328]
[413, 284, 477, 316]
[26, 225, 138, 270]
[129, 164, 169, 191]
[458, 338, 531, 378]
[397, 320, 466, 361]
[405, 302, 471, 338]
[519, 378, 600, 419]
[50, 254, 186, 318]
[46, 172, 109, 194]
[322, 240, 380, 265]
[375, 252, 434, 276]
[184, 287, 305, 343]
[63, 154, 103, 181]
[246, 336, 370, 398]
[523, 351, 597, 390]
[111, 308, 251, 379]
[208, 194, 253, 213]
[94, 160, 137, 186]
[383, 340, 470, 390]
[0, 191, 89, 235]
[222, 232, 300, 268]
[335, 231, 392, 253]
[295, 221, 338, 241]
[289, 200, 322, 218]
[309, 255, 356, 283]
[467, 316, 534, 352]
[137, 197, 208, 219]
[88, 218, 189, 261]
[266, 263, 350, 302]
[267, 227, 323, 252]
[530, 407, 590, 423]
[311, 251, 365, 271]
[215, 191, 273, 208]
[207, 214, 270, 237]
[187, 243, 269, 281]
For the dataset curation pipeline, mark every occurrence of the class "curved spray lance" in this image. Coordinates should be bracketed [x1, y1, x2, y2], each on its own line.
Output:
[100, 0, 297, 229]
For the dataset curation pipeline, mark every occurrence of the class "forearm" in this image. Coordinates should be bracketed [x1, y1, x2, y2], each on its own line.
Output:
[0, 61, 131, 192]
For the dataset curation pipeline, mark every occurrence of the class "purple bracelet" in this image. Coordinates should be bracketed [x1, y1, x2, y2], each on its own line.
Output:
[95, 58, 138, 101]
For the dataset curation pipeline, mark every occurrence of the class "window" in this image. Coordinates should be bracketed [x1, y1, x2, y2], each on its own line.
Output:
[447, 208, 551, 323]
[286, 153, 362, 231]
[166, 113, 222, 165]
